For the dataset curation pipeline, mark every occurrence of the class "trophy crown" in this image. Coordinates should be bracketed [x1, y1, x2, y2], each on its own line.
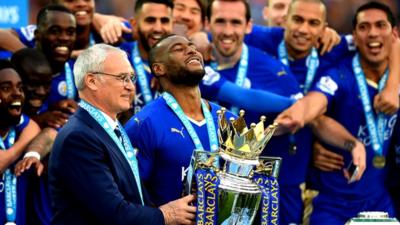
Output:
[217, 108, 278, 161]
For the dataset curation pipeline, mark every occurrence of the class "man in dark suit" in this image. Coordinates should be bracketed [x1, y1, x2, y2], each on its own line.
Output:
[49, 43, 196, 225]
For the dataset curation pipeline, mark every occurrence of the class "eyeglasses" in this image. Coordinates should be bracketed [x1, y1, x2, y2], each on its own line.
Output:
[92, 71, 137, 87]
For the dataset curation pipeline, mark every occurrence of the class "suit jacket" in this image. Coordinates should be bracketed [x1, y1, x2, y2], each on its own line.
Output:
[49, 107, 164, 225]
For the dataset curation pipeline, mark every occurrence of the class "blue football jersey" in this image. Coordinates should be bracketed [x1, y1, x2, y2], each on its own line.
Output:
[310, 55, 398, 199]
[125, 98, 230, 206]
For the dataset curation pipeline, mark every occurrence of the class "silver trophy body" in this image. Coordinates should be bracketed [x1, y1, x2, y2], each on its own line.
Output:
[186, 110, 282, 225]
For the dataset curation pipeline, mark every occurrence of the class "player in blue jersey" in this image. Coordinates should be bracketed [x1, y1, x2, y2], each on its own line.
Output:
[276, 2, 400, 224]
[30, 4, 79, 129]
[0, 60, 41, 225]
[204, 1, 308, 224]
[203, 1, 366, 224]
[0, 0, 129, 57]
[245, 0, 399, 115]
[125, 34, 233, 207]
[119, 0, 174, 116]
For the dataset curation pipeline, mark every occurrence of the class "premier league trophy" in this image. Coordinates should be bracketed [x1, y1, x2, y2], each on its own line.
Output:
[185, 109, 282, 225]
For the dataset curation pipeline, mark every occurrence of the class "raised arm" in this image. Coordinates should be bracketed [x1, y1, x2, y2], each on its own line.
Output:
[275, 91, 328, 133]
[373, 36, 400, 115]
[1, 119, 40, 173]
[0, 29, 26, 52]
[14, 127, 58, 176]
[92, 13, 132, 44]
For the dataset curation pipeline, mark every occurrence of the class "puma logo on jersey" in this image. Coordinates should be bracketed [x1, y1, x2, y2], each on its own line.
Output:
[277, 69, 287, 76]
[171, 127, 185, 138]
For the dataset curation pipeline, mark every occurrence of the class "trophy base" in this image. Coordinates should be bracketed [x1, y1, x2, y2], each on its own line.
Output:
[218, 172, 262, 225]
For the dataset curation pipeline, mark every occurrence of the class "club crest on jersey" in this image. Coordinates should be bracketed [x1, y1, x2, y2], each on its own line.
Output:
[58, 81, 67, 97]
[202, 66, 221, 86]
[171, 127, 185, 138]
[316, 76, 338, 96]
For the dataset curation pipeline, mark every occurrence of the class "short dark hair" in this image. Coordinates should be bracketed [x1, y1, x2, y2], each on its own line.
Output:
[148, 34, 179, 75]
[0, 60, 14, 72]
[352, 1, 396, 29]
[36, 4, 73, 29]
[207, 0, 251, 22]
[11, 48, 50, 81]
[196, 0, 207, 23]
[134, 0, 174, 14]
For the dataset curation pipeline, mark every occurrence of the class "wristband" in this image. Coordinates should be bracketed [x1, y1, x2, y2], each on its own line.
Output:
[24, 151, 41, 161]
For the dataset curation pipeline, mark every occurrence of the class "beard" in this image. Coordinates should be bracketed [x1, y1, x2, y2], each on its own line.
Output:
[169, 65, 205, 87]
[138, 30, 151, 52]
[0, 108, 21, 128]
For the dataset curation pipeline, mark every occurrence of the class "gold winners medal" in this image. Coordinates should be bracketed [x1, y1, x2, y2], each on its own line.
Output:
[373, 155, 386, 169]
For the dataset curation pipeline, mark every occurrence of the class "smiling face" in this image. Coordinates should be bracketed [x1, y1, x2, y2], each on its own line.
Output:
[173, 0, 203, 36]
[96, 52, 136, 117]
[56, 0, 95, 27]
[207, 0, 252, 58]
[35, 10, 76, 67]
[153, 35, 205, 87]
[353, 8, 394, 67]
[283, 0, 326, 59]
[21, 63, 53, 115]
[0, 68, 24, 127]
[133, 3, 173, 53]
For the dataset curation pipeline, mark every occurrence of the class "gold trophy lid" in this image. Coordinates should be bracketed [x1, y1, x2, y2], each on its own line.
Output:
[217, 108, 278, 161]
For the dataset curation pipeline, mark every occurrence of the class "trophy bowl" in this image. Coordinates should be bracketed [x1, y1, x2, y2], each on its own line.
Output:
[185, 109, 282, 225]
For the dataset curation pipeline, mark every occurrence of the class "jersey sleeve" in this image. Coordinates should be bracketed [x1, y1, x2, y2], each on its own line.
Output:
[124, 115, 156, 182]
[12, 24, 37, 48]
[310, 67, 341, 106]
[200, 66, 226, 100]
[244, 25, 283, 54]
[15, 113, 30, 134]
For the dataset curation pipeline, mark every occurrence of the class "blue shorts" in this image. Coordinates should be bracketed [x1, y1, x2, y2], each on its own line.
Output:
[310, 191, 395, 225]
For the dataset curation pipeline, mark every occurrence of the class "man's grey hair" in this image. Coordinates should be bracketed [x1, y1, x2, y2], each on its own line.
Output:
[73, 43, 128, 90]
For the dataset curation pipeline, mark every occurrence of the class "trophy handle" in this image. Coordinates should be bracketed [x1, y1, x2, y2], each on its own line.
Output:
[256, 156, 282, 178]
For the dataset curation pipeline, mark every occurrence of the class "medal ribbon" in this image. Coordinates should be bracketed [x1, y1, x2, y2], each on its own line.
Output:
[0, 129, 17, 223]
[132, 42, 153, 104]
[163, 92, 219, 189]
[352, 53, 388, 157]
[278, 40, 319, 93]
[64, 61, 76, 99]
[210, 44, 249, 115]
[79, 100, 144, 205]
[162, 92, 219, 152]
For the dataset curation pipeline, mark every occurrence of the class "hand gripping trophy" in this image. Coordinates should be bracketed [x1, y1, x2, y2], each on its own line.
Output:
[185, 108, 282, 225]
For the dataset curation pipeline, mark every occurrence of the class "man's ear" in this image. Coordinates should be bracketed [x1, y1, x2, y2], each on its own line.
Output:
[85, 73, 99, 90]
[262, 6, 270, 22]
[152, 63, 166, 77]
[245, 19, 253, 34]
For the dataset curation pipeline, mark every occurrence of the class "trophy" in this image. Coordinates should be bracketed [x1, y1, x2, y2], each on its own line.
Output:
[185, 109, 282, 225]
